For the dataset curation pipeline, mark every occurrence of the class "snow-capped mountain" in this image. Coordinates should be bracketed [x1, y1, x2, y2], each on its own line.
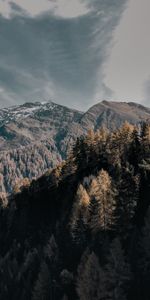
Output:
[0, 101, 59, 126]
[0, 99, 150, 194]
[0, 101, 150, 154]
[0, 101, 83, 151]
[1, 99, 150, 156]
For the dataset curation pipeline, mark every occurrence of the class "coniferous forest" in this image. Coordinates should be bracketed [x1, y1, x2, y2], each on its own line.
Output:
[0, 122, 150, 300]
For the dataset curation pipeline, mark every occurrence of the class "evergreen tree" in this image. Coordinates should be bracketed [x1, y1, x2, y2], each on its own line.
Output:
[73, 137, 88, 170]
[32, 262, 52, 300]
[141, 122, 150, 160]
[104, 238, 131, 300]
[137, 208, 150, 299]
[76, 251, 104, 300]
[71, 184, 90, 233]
[129, 126, 141, 170]
[116, 167, 139, 236]
[70, 184, 90, 247]
[137, 161, 150, 225]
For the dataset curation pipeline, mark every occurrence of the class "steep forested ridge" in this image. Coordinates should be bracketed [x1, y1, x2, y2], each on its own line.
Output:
[1, 100, 150, 195]
[0, 122, 150, 300]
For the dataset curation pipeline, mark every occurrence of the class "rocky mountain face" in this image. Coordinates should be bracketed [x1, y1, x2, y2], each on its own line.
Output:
[80, 100, 150, 130]
[0, 101, 83, 152]
[0, 99, 150, 194]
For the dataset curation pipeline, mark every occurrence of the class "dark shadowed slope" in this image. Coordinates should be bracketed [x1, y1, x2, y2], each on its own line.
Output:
[0, 123, 150, 300]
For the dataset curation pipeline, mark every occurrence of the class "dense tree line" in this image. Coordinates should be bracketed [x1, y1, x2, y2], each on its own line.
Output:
[0, 122, 150, 299]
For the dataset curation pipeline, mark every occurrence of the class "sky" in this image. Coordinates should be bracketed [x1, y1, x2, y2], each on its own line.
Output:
[0, 0, 149, 110]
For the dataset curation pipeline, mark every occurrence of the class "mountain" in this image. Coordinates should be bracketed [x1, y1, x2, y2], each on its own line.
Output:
[0, 123, 150, 300]
[0, 101, 83, 152]
[1, 100, 150, 150]
[0, 100, 150, 194]
[0, 101, 83, 194]
[81, 100, 150, 130]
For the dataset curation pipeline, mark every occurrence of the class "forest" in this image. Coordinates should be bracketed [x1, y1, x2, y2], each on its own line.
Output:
[0, 140, 61, 195]
[0, 122, 150, 300]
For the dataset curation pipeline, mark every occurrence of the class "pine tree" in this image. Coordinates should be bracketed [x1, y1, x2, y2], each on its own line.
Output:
[0, 192, 8, 208]
[129, 126, 141, 171]
[109, 122, 134, 167]
[141, 122, 150, 160]
[137, 208, 150, 299]
[71, 184, 90, 243]
[85, 129, 95, 146]
[76, 251, 104, 300]
[137, 161, 150, 225]
[44, 235, 59, 264]
[116, 166, 139, 236]
[104, 238, 131, 300]
[71, 184, 90, 229]
[73, 137, 88, 170]
[32, 262, 52, 300]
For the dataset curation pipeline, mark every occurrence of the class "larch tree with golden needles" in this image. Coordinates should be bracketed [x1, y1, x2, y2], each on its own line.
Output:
[89, 169, 116, 233]
[71, 184, 90, 243]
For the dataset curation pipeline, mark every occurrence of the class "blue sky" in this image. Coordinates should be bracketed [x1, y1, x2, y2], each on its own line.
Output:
[0, 0, 149, 110]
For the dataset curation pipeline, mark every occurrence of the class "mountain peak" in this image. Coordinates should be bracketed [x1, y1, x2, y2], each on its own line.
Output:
[0, 101, 57, 126]
[0, 99, 150, 194]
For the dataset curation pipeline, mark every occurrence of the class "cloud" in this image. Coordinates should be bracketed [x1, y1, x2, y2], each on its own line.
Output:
[0, 0, 90, 18]
[143, 78, 150, 107]
[0, 0, 52, 17]
[0, 0, 127, 110]
[50, 0, 90, 18]
[104, 0, 150, 106]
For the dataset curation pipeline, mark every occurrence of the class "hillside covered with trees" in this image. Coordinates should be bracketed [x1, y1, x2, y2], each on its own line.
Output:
[1, 100, 150, 195]
[0, 122, 150, 300]
[0, 140, 61, 195]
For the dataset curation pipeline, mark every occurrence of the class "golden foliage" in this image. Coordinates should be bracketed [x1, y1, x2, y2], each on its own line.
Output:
[89, 170, 116, 232]
[0, 192, 8, 208]
[77, 184, 90, 208]
[13, 177, 30, 194]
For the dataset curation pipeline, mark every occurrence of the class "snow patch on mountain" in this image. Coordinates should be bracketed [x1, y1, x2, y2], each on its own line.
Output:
[0, 101, 57, 125]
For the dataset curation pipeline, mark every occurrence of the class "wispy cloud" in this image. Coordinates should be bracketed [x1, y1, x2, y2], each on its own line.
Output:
[0, 0, 127, 109]
[0, 0, 90, 18]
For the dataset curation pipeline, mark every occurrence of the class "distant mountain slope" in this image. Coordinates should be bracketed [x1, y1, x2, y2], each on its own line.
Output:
[80, 100, 150, 130]
[0, 99, 150, 194]
[1, 100, 150, 151]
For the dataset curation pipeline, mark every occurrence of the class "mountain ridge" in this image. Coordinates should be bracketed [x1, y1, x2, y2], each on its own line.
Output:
[1, 99, 150, 127]
[0, 99, 150, 194]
